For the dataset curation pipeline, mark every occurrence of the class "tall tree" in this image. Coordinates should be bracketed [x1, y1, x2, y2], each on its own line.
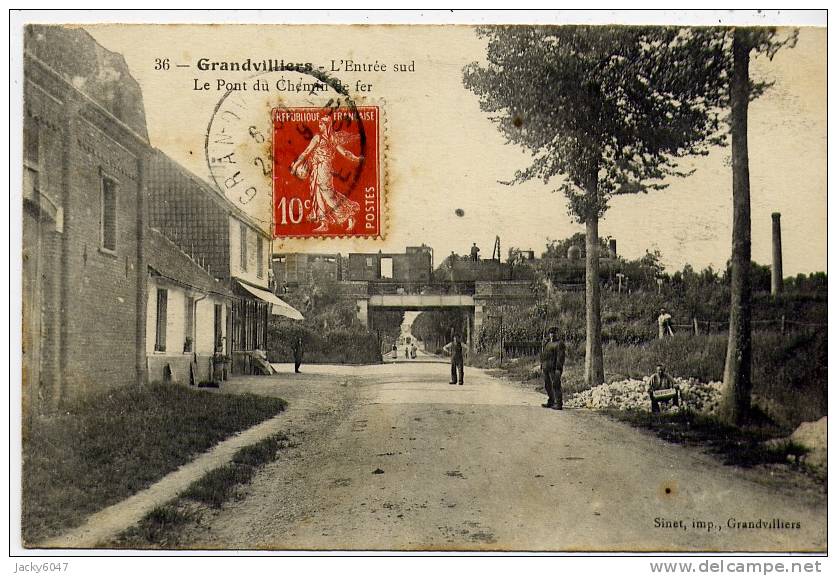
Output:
[464, 26, 727, 386]
[720, 27, 796, 425]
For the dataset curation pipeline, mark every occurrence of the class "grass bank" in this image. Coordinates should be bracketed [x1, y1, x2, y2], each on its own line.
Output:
[22, 383, 286, 545]
[110, 433, 290, 548]
[604, 408, 825, 487]
[476, 330, 827, 429]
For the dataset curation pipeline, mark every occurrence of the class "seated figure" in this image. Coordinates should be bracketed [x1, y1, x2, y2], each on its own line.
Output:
[647, 363, 680, 413]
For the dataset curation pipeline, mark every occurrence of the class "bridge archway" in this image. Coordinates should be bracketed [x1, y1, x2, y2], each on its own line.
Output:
[367, 304, 480, 354]
[344, 280, 534, 353]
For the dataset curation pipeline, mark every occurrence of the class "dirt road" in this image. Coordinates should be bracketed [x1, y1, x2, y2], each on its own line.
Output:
[181, 363, 825, 552]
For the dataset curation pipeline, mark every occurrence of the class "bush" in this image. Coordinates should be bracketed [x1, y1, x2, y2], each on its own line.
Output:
[599, 331, 827, 429]
[267, 319, 382, 364]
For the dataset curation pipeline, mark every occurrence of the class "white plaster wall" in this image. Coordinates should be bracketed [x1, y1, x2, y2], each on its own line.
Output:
[195, 296, 227, 354]
[229, 216, 270, 289]
[147, 277, 188, 355]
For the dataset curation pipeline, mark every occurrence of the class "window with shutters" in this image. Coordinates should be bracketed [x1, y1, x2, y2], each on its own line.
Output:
[256, 236, 264, 278]
[101, 176, 118, 252]
[155, 288, 168, 352]
[214, 303, 223, 351]
[24, 122, 40, 204]
[239, 223, 248, 271]
[24, 121, 40, 165]
[184, 296, 195, 352]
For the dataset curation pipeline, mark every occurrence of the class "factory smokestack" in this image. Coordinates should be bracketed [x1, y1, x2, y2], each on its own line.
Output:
[771, 212, 783, 295]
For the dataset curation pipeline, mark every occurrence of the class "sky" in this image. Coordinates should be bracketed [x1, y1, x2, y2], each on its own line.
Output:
[86, 24, 827, 276]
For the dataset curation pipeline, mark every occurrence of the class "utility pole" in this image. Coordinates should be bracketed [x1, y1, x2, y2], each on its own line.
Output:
[771, 212, 784, 296]
[499, 314, 504, 367]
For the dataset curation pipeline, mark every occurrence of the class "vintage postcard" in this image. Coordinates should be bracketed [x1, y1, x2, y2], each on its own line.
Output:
[15, 13, 827, 554]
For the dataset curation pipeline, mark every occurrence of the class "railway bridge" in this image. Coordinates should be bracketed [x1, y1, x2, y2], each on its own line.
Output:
[335, 280, 537, 351]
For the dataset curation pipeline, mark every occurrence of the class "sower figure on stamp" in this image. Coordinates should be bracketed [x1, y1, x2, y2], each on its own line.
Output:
[540, 327, 565, 410]
[443, 334, 465, 385]
[648, 364, 680, 413]
[292, 337, 304, 374]
[290, 115, 362, 233]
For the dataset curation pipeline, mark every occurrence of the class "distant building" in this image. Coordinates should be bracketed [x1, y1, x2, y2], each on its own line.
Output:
[273, 252, 342, 287]
[275, 246, 435, 286]
[23, 25, 151, 414]
[346, 246, 433, 283]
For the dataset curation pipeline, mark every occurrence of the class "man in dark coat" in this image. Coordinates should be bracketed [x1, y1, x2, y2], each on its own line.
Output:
[444, 334, 465, 385]
[540, 327, 566, 410]
[292, 337, 304, 373]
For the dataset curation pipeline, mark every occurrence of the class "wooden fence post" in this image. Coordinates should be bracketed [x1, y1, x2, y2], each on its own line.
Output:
[693, 317, 699, 335]
[780, 314, 786, 335]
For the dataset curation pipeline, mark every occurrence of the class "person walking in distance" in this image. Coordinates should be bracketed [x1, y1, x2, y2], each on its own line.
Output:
[443, 334, 465, 385]
[292, 337, 304, 374]
[657, 307, 674, 339]
[540, 327, 566, 410]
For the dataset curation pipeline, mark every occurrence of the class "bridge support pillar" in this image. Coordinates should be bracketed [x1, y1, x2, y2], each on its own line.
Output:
[356, 298, 369, 327]
[465, 309, 472, 354]
[473, 304, 484, 350]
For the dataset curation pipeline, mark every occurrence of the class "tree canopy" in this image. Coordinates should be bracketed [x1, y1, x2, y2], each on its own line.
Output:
[463, 26, 731, 220]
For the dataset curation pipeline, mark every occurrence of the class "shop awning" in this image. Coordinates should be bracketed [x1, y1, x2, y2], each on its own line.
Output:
[236, 281, 304, 320]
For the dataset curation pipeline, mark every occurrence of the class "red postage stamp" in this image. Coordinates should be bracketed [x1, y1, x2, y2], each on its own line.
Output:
[272, 105, 381, 238]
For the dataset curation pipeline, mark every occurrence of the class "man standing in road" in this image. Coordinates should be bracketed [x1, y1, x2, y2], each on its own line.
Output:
[540, 327, 566, 410]
[292, 337, 304, 373]
[443, 334, 465, 385]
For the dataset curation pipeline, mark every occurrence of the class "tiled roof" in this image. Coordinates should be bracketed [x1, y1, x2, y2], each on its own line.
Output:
[146, 227, 233, 298]
[150, 150, 271, 236]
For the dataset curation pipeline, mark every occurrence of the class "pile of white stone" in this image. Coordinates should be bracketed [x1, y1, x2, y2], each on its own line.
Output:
[566, 377, 724, 414]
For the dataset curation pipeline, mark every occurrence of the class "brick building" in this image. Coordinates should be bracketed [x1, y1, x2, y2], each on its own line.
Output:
[22, 26, 303, 413]
[23, 25, 151, 414]
[345, 246, 433, 283]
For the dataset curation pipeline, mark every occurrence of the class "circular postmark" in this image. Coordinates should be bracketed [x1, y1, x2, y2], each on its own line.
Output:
[205, 68, 381, 238]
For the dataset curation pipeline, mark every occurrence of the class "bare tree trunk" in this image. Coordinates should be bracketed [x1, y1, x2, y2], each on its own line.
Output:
[721, 29, 753, 425]
[584, 200, 604, 388]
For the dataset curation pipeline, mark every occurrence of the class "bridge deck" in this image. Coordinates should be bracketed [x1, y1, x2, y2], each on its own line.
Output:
[368, 294, 475, 308]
